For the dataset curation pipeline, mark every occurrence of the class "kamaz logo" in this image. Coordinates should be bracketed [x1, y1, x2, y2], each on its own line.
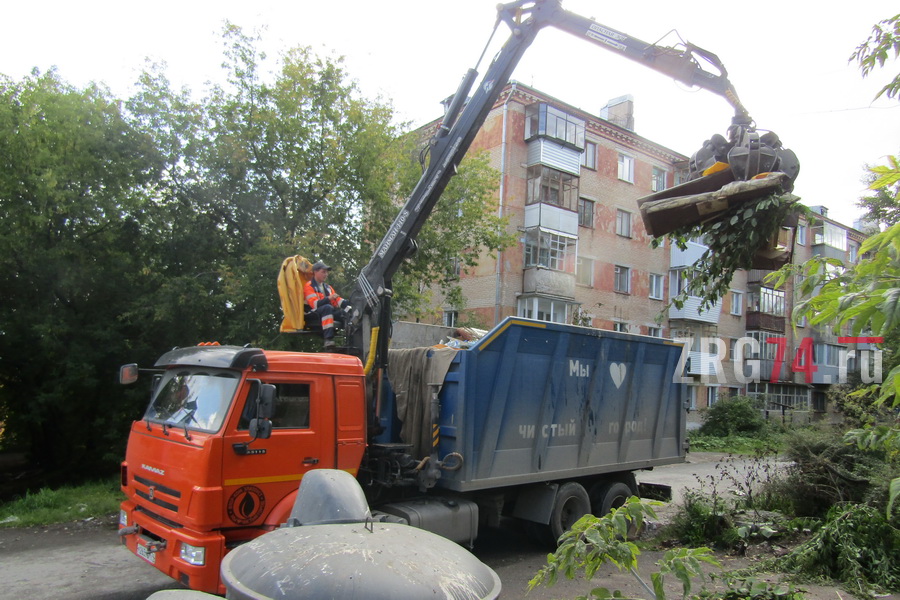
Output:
[569, 359, 590, 378]
[141, 464, 165, 476]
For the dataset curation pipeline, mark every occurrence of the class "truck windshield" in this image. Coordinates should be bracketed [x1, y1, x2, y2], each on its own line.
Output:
[145, 368, 240, 433]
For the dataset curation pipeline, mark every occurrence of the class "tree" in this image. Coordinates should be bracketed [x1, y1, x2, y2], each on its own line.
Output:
[850, 14, 900, 101]
[858, 156, 900, 229]
[0, 70, 164, 475]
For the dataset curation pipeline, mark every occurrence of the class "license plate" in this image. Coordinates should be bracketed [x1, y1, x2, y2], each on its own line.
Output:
[136, 542, 157, 564]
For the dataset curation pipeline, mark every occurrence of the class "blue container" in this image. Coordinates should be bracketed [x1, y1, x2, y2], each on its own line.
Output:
[380, 318, 687, 492]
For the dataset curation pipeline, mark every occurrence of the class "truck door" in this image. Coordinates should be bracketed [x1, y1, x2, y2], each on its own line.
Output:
[221, 376, 336, 528]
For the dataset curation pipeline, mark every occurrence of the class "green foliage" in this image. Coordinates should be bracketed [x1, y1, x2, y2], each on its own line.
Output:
[695, 575, 805, 600]
[780, 503, 900, 595]
[699, 397, 767, 438]
[0, 69, 165, 475]
[768, 153, 900, 517]
[529, 497, 721, 600]
[0, 478, 121, 528]
[850, 14, 900, 101]
[767, 428, 896, 518]
[655, 194, 802, 311]
[687, 434, 778, 455]
[666, 491, 740, 550]
[0, 24, 512, 480]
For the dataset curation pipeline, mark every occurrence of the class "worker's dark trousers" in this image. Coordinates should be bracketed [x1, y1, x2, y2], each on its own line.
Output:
[312, 305, 336, 339]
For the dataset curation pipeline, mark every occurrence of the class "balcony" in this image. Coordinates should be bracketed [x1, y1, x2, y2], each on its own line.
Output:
[669, 296, 722, 324]
[524, 204, 579, 237]
[746, 311, 786, 332]
[523, 267, 575, 298]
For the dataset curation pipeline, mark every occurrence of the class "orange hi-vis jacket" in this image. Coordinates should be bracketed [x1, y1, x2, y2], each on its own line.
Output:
[304, 280, 347, 312]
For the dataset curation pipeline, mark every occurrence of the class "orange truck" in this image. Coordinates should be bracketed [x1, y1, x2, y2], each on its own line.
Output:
[118, 321, 688, 594]
[117, 348, 367, 593]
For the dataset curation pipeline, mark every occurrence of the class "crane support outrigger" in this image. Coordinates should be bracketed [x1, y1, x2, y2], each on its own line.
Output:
[346, 0, 798, 375]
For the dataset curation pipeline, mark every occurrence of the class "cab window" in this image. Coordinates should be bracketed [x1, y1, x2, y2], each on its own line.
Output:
[239, 383, 311, 430]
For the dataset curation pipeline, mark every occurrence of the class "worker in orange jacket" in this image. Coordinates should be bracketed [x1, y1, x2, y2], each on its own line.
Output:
[304, 261, 350, 349]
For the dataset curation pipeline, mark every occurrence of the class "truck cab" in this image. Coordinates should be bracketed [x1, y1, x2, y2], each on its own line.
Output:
[118, 345, 366, 594]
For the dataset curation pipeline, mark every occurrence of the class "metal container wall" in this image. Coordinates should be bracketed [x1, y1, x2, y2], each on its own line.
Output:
[436, 318, 686, 492]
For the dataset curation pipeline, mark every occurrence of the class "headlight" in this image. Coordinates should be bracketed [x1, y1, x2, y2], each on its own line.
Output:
[119, 510, 128, 527]
[180, 542, 206, 566]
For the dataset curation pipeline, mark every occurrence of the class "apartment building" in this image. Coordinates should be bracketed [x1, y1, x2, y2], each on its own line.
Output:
[416, 82, 869, 425]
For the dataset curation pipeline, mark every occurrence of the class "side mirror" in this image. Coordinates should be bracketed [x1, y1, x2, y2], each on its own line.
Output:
[258, 384, 276, 420]
[249, 418, 273, 440]
[119, 364, 139, 385]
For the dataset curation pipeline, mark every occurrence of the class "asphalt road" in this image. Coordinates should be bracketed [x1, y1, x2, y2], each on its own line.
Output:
[0, 452, 865, 600]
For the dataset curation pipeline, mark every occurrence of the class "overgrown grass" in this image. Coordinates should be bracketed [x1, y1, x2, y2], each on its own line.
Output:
[688, 431, 783, 455]
[0, 477, 122, 528]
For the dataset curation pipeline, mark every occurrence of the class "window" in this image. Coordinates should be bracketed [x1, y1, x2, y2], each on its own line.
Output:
[796, 224, 806, 245]
[526, 165, 579, 210]
[443, 310, 458, 327]
[651, 166, 667, 192]
[730, 291, 743, 316]
[686, 385, 697, 411]
[615, 209, 632, 238]
[581, 141, 597, 169]
[613, 321, 629, 333]
[849, 242, 859, 263]
[746, 331, 781, 360]
[729, 338, 738, 361]
[648, 326, 662, 338]
[748, 287, 785, 316]
[270, 383, 311, 429]
[812, 222, 848, 250]
[617, 153, 634, 183]
[670, 267, 691, 296]
[149, 369, 239, 434]
[523, 229, 576, 271]
[814, 343, 842, 367]
[747, 382, 811, 410]
[448, 257, 461, 279]
[576, 256, 594, 286]
[649, 273, 664, 300]
[241, 382, 311, 430]
[614, 265, 631, 293]
[707, 386, 722, 407]
[518, 297, 570, 323]
[578, 198, 594, 227]
[525, 103, 586, 148]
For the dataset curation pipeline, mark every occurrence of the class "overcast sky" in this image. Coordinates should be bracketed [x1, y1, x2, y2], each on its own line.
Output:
[4, 1, 898, 227]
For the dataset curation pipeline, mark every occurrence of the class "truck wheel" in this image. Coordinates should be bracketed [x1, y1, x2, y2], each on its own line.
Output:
[591, 481, 634, 515]
[549, 482, 591, 543]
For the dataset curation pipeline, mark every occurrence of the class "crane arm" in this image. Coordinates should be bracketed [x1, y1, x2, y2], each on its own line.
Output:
[346, 0, 767, 362]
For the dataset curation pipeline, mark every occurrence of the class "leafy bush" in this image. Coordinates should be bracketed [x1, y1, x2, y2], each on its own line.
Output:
[780, 503, 900, 595]
[699, 396, 768, 438]
[766, 428, 895, 518]
[666, 491, 741, 550]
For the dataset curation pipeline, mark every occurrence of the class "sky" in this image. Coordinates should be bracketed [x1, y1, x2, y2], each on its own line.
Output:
[3, 1, 898, 227]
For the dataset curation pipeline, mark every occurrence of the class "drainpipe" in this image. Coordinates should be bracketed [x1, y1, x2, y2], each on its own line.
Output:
[495, 82, 517, 325]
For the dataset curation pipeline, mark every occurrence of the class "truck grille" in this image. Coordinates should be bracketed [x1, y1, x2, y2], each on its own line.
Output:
[134, 474, 181, 513]
[135, 505, 183, 529]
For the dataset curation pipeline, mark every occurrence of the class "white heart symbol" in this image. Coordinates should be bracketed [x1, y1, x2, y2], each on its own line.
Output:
[610, 363, 626, 389]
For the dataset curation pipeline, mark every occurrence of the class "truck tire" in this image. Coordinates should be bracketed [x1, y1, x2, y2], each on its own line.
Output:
[591, 481, 634, 515]
[548, 482, 591, 543]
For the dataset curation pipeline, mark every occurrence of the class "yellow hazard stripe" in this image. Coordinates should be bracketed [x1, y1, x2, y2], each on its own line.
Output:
[224, 468, 358, 487]
[478, 319, 546, 351]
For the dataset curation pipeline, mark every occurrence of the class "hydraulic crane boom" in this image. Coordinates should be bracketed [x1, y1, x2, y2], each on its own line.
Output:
[345, 0, 793, 367]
